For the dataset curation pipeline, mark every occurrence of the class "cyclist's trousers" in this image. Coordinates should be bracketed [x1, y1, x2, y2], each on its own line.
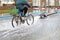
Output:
[18, 7, 28, 16]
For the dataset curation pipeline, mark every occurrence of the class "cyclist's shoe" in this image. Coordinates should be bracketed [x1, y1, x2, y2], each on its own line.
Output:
[22, 20, 25, 23]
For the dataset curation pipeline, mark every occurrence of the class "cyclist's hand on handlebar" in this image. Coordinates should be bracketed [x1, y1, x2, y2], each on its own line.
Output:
[28, 6, 33, 10]
[30, 6, 33, 8]
[28, 6, 33, 9]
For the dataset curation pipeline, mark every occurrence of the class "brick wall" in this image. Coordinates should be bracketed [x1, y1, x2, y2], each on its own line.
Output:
[0, 5, 15, 10]
[0, 4, 16, 16]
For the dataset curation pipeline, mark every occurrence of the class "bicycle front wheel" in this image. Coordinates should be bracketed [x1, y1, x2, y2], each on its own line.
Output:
[12, 15, 21, 28]
[26, 14, 34, 25]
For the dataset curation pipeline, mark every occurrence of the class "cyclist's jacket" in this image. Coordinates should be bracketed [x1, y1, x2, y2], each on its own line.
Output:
[15, 0, 31, 10]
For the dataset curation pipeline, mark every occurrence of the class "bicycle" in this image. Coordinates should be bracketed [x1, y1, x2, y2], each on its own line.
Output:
[11, 10, 34, 28]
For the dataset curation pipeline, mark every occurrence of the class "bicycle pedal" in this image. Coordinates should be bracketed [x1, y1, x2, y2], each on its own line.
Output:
[22, 17, 25, 20]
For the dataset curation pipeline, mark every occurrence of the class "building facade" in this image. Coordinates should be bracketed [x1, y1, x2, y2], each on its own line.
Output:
[0, 0, 60, 13]
[0, 0, 15, 6]
[0, 0, 60, 9]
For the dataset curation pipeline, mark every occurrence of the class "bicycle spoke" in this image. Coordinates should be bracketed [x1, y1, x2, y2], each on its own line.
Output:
[12, 16, 21, 27]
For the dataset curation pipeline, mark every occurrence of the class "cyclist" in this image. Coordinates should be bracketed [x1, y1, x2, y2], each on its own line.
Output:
[15, 0, 31, 23]
[15, 0, 31, 17]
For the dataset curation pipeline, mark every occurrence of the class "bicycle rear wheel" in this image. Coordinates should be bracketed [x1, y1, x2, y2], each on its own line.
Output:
[12, 15, 21, 28]
[26, 14, 34, 25]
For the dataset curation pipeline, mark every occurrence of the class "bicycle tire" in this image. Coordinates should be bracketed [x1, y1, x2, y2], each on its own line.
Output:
[12, 15, 21, 28]
[26, 14, 34, 25]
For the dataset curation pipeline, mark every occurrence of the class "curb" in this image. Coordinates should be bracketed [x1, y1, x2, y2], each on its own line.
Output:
[47, 13, 57, 16]
[0, 15, 12, 18]
[0, 13, 57, 18]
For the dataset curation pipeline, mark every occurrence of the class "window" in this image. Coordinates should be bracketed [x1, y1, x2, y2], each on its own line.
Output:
[3, 0, 9, 2]
[11, 0, 14, 2]
[46, 0, 48, 6]
[49, 0, 54, 6]
[0, 1, 1, 6]
[33, 0, 40, 6]
[59, 0, 60, 6]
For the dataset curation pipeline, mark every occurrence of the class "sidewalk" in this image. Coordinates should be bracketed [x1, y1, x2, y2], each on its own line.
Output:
[0, 12, 58, 19]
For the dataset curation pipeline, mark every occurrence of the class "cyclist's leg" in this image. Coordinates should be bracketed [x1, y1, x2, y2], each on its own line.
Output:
[17, 9, 23, 22]
[18, 9, 25, 23]
[23, 7, 28, 16]
[18, 9, 23, 14]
